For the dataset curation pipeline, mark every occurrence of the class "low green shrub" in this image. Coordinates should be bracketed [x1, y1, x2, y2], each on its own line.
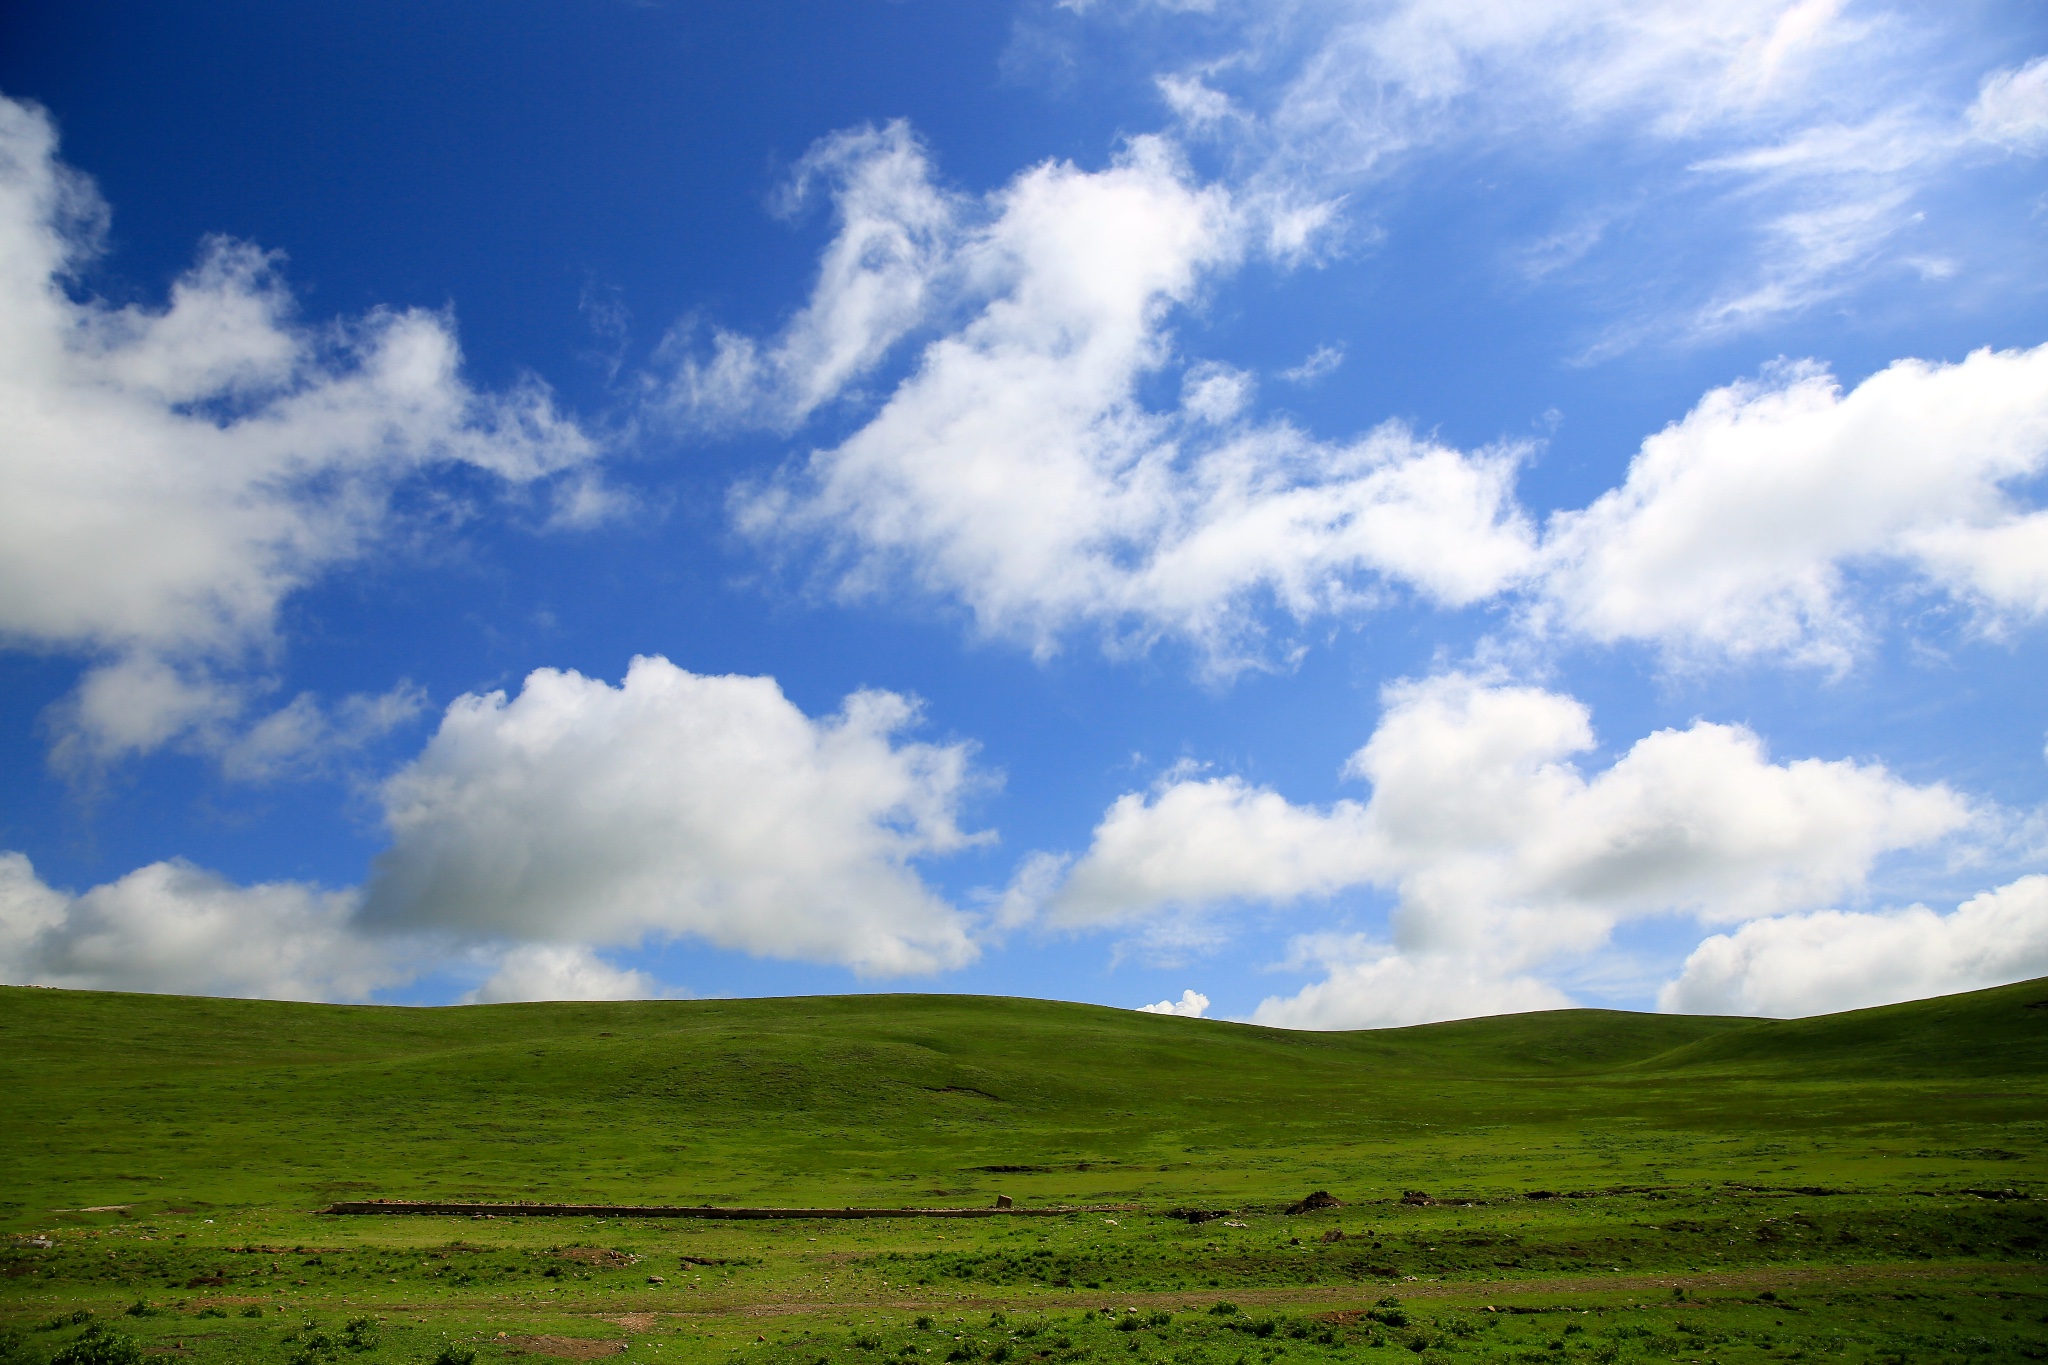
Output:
[50, 1325, 140, 1365]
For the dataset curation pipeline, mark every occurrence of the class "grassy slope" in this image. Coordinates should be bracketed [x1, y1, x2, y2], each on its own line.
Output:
[5, 978, 2046, 1225]
[7, 981, 2048, 1365]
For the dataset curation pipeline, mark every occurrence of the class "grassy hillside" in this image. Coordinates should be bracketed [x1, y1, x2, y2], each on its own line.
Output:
[5, 980, 2048, 1364]
[5, 979, 2046, 1225]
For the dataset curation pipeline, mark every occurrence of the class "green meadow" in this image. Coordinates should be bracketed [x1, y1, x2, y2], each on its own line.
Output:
[4, 979, 2046, 1364]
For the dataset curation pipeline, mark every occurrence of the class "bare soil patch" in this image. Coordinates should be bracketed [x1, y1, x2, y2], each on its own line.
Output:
[551, 1248, 639, 1266]
[601, 1316, 657, 1333]
[502, 1338, 627, 1360]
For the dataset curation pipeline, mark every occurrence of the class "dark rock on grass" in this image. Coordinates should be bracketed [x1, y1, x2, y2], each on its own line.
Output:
[1285, 1191, 1343, 1214]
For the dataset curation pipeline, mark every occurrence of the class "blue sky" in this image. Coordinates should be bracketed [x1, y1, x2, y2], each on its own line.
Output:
[2, 0, 2046, 1023]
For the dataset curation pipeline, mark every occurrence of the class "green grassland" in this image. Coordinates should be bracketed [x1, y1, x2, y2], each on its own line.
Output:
[4, 979, 2047, 1364]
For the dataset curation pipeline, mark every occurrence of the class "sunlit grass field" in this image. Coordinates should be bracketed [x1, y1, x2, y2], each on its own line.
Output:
[5, 978, 2046, 1364]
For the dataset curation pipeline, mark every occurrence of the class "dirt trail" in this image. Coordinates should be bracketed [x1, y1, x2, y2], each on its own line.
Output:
[636, 1260, 2046, 1320]
[349, 1259, 2043, 1323]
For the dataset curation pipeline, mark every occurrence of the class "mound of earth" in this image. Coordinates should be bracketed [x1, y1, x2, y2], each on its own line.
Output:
[1285, 1191, 1343, 1214]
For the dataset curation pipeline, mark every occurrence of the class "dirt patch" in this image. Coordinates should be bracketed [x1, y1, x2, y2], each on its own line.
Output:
[503, 1339, 627, 1360]
[601, 1316, 657, 1333]
[1285, 1192, 1343, 1215]
[551, 1248, 640, 1266]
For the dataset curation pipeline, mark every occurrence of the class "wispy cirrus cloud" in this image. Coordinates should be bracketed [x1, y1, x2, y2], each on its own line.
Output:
[1059, 1, 2043, 346]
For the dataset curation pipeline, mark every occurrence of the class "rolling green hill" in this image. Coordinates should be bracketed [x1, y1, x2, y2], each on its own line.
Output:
[5, 980, 2048, 1365]
[5, 978, 2045, 1226]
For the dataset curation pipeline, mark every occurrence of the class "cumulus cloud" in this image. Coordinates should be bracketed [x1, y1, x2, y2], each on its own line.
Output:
[1250, 943, 1571, 1030]
[363, 656, 989, 976]
[464, 943, 660, 1005]
[1659, 874, 2048, 1017]
[1057, 674, 1967, 931]
[704, 118, 2048, 674]
[0, 94, 600, 769]
[1041, 673, 1972, 1026]
[1, 658, 1002, 1000]
[0, 852, 400, 1001]
[1051, 773, 1376, 927]
[1136, 987, 1210, 1016]
[732, 130, 1535, 666]
[1538, 345, 2048, 665]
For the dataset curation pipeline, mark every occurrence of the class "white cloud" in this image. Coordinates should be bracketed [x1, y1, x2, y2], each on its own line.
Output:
[3, 656, 1001, 1000]
[1052, 773, 1376, 926]
[464, 943, 659, 1005]
[1251, 943, 1571, 1030]
[0, 95, 599, 768]
[1970, 56, 2048, 152]
[363, 655, 989, 976]
[1278, 343, 1343, 385]
[1155, 74, 1242, 129]
[1538, 345, 2048, 665]
[1096, 0, 2028, 344]
[733, 130, 1535, 667]
[658, 121, 959, 431]
[706, 114, 2048, 678]
[44, 661, 427, 782]
[1252, 0, 1860, 174]
[1044, 673, 1971, 1026]
[1056, 673, 1967, 934]
[1136, 987, 1211, 1016]
[0, 852, 400, 1001]
[1660, 873, 2048, 1016]
[1181, 361, 1255, 424]
[214, 682, 429, 783]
